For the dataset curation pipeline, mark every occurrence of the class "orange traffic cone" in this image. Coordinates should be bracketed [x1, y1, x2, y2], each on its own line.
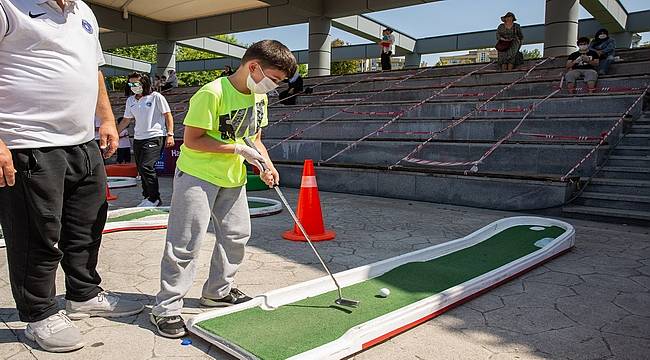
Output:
[282, 160, 336, 242]
[106, 184, 118, 201]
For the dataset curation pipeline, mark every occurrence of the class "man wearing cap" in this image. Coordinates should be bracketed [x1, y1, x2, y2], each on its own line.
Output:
[379, 28, 395, 71]
[0, 0, 144, 353]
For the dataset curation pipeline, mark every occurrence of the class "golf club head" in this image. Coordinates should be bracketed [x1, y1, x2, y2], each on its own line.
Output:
[335, 298, 360, 308]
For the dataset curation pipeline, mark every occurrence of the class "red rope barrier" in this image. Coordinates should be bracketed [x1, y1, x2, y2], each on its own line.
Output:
[560, 87, 648, 181]
[319, 61, 497, 164]
[267, 67, 434, 150]
[391, 57, 555, 168]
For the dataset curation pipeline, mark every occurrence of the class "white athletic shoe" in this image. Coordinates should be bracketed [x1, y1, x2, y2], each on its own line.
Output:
[66, 291, 144, 320]
[25, 311, 85, 353]
[137, 198, 161, 207]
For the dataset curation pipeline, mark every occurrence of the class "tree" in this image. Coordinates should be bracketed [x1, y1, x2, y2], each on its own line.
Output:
[522, 48, 542, 60]
[330, 39, 361, 75]
[105, 34, 244, 88]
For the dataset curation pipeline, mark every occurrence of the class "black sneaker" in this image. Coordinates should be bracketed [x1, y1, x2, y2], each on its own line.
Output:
[199, 288, 252, 307]
[150, 314, 187, 338]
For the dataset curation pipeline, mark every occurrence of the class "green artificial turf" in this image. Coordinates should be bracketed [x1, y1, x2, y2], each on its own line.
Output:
[106, 208, 169, 223]
[196, 225, 567, 359]
[248, 201, 273, 209]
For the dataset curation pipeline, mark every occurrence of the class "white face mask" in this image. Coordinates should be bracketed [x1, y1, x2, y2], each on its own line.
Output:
[131, 86, 143, 95]
[246, 64, 278, 94]
[578, 45, 588, 51]
[598, 34, 607, 39]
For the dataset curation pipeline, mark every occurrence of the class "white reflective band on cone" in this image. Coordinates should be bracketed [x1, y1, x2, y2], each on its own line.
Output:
[301, 176, 318, 188]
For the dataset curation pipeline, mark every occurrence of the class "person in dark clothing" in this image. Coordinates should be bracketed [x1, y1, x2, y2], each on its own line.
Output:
[589, 28, 616, 75]
[379, 28, 395, 71]
[566, 37, 600, 94]
[279, 71, 304, 105]
[219, 65, 235, 78]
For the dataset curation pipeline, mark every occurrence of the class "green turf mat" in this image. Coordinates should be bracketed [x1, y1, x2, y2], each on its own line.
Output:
[249, 201, 273, 209]
[106, 209, 169, 223]
[197, 225, 566, 359]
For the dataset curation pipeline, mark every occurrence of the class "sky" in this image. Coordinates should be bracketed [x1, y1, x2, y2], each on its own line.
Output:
[230, 0, 650, 66]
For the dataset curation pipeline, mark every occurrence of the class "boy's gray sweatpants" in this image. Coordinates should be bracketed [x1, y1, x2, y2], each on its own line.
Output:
[152, 170, 250, 317]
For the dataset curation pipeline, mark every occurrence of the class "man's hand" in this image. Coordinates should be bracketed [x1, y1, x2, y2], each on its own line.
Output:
[0, 140, 16, 187]
[165, 135, 175, 148]
[99, 122, 119, 158]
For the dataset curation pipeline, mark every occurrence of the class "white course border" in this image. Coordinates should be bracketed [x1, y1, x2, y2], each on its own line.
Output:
[187, 216, 575, 360]
[107, 176, 138, 189]
[103, 198, 282, 234]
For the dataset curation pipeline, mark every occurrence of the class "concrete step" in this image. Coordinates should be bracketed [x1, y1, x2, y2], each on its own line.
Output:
[273, 163, 569, 211]
[620, 134, 650, 146]
[265, 139, 607, 177]
[292, 77, 649, 104]
[307, 60, 650, 92]
[269, 95, 643, 121]
[599, 166, 650, 180]
[629, 126, 650, 134]
[263, 118, 617, 142]
[562, 205, 650, 222]
[612, 146, 650, 157]
[586, 178, 650, 196]
[606, 155, 650, 167]
[573, 192, 650, 212]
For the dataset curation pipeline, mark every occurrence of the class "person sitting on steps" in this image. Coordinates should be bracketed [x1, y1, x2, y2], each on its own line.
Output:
[565, 37, 600, 94]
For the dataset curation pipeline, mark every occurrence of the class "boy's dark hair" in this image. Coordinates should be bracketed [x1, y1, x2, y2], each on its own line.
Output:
[124, 72, 153, 97]
[241, 40, 297, 78]
[577, 37, 590, 45]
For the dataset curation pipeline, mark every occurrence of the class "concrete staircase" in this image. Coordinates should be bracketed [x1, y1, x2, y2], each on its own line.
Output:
[107, 47, 650, 217]
[563, 112, 650, 223]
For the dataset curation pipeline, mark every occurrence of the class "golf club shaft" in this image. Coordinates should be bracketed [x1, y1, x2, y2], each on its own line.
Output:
[243, 138, 344, 299]
[271, 186, 343, 298]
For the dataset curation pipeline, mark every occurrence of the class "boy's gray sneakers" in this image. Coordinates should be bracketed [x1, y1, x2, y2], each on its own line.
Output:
[25, 311, 85, 353]
[199, 288, 252, 307]
[66, 291, 144, 320]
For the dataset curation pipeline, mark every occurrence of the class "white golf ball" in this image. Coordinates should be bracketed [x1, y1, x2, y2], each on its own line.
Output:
[378, 288, 390, 298]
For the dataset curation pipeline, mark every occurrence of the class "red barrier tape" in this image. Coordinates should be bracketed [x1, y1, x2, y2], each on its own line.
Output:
[319, 61, 497, 164]
[267, 67, 434, 150]
[391, 57, 555, 168]
[403, 88, 561, 171]
[560, 86, 649, 181]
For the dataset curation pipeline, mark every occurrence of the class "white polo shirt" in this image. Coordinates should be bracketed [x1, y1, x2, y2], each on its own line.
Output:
[0, 0, 104, 149]
[123, 92, 171, 140]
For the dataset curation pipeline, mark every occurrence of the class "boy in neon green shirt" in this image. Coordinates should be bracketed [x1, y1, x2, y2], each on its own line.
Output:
[150, 40, 297, 338]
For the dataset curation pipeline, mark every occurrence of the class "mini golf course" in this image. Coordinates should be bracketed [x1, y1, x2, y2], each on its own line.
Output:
[187, 216, 575, 360]
[103, 197, 282, 234]
[107, 176, 138, 189]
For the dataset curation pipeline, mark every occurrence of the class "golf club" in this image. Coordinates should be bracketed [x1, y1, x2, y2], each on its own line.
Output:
[244, 137, 360, 308]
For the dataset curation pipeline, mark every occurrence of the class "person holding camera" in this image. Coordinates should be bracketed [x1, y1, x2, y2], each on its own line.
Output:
[565, 37, 600, 94]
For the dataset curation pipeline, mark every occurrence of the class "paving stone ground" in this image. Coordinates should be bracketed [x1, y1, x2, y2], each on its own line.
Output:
[1, 177, 649, 360]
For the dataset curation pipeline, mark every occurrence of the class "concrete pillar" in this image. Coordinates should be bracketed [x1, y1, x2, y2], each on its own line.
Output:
[544, 0, 579, 57]
[308, 16, 332, 77]
[611, 32, 633, 49]
[156, 40, 177, 76]
[404, 52, 421, 69]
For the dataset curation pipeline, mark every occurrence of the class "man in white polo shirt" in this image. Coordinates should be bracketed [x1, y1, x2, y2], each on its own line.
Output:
[0, 0, 144, 353]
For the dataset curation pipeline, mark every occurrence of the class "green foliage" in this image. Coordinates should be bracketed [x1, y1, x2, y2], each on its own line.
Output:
[298, 64, 308, 77]
[330, 39, 361, 75]
[522, 48, 542, 60]
[105, 34, 244, 89]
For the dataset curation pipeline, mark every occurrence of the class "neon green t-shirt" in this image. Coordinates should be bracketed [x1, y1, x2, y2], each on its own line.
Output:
[176, 77, 268, 188]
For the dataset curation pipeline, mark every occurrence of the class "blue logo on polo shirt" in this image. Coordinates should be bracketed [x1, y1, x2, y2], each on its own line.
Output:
[146, 102, 153, 107]
[82, 19, 93, 34]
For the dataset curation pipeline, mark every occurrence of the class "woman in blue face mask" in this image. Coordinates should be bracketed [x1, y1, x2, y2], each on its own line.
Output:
[589, 28, 616, 75]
